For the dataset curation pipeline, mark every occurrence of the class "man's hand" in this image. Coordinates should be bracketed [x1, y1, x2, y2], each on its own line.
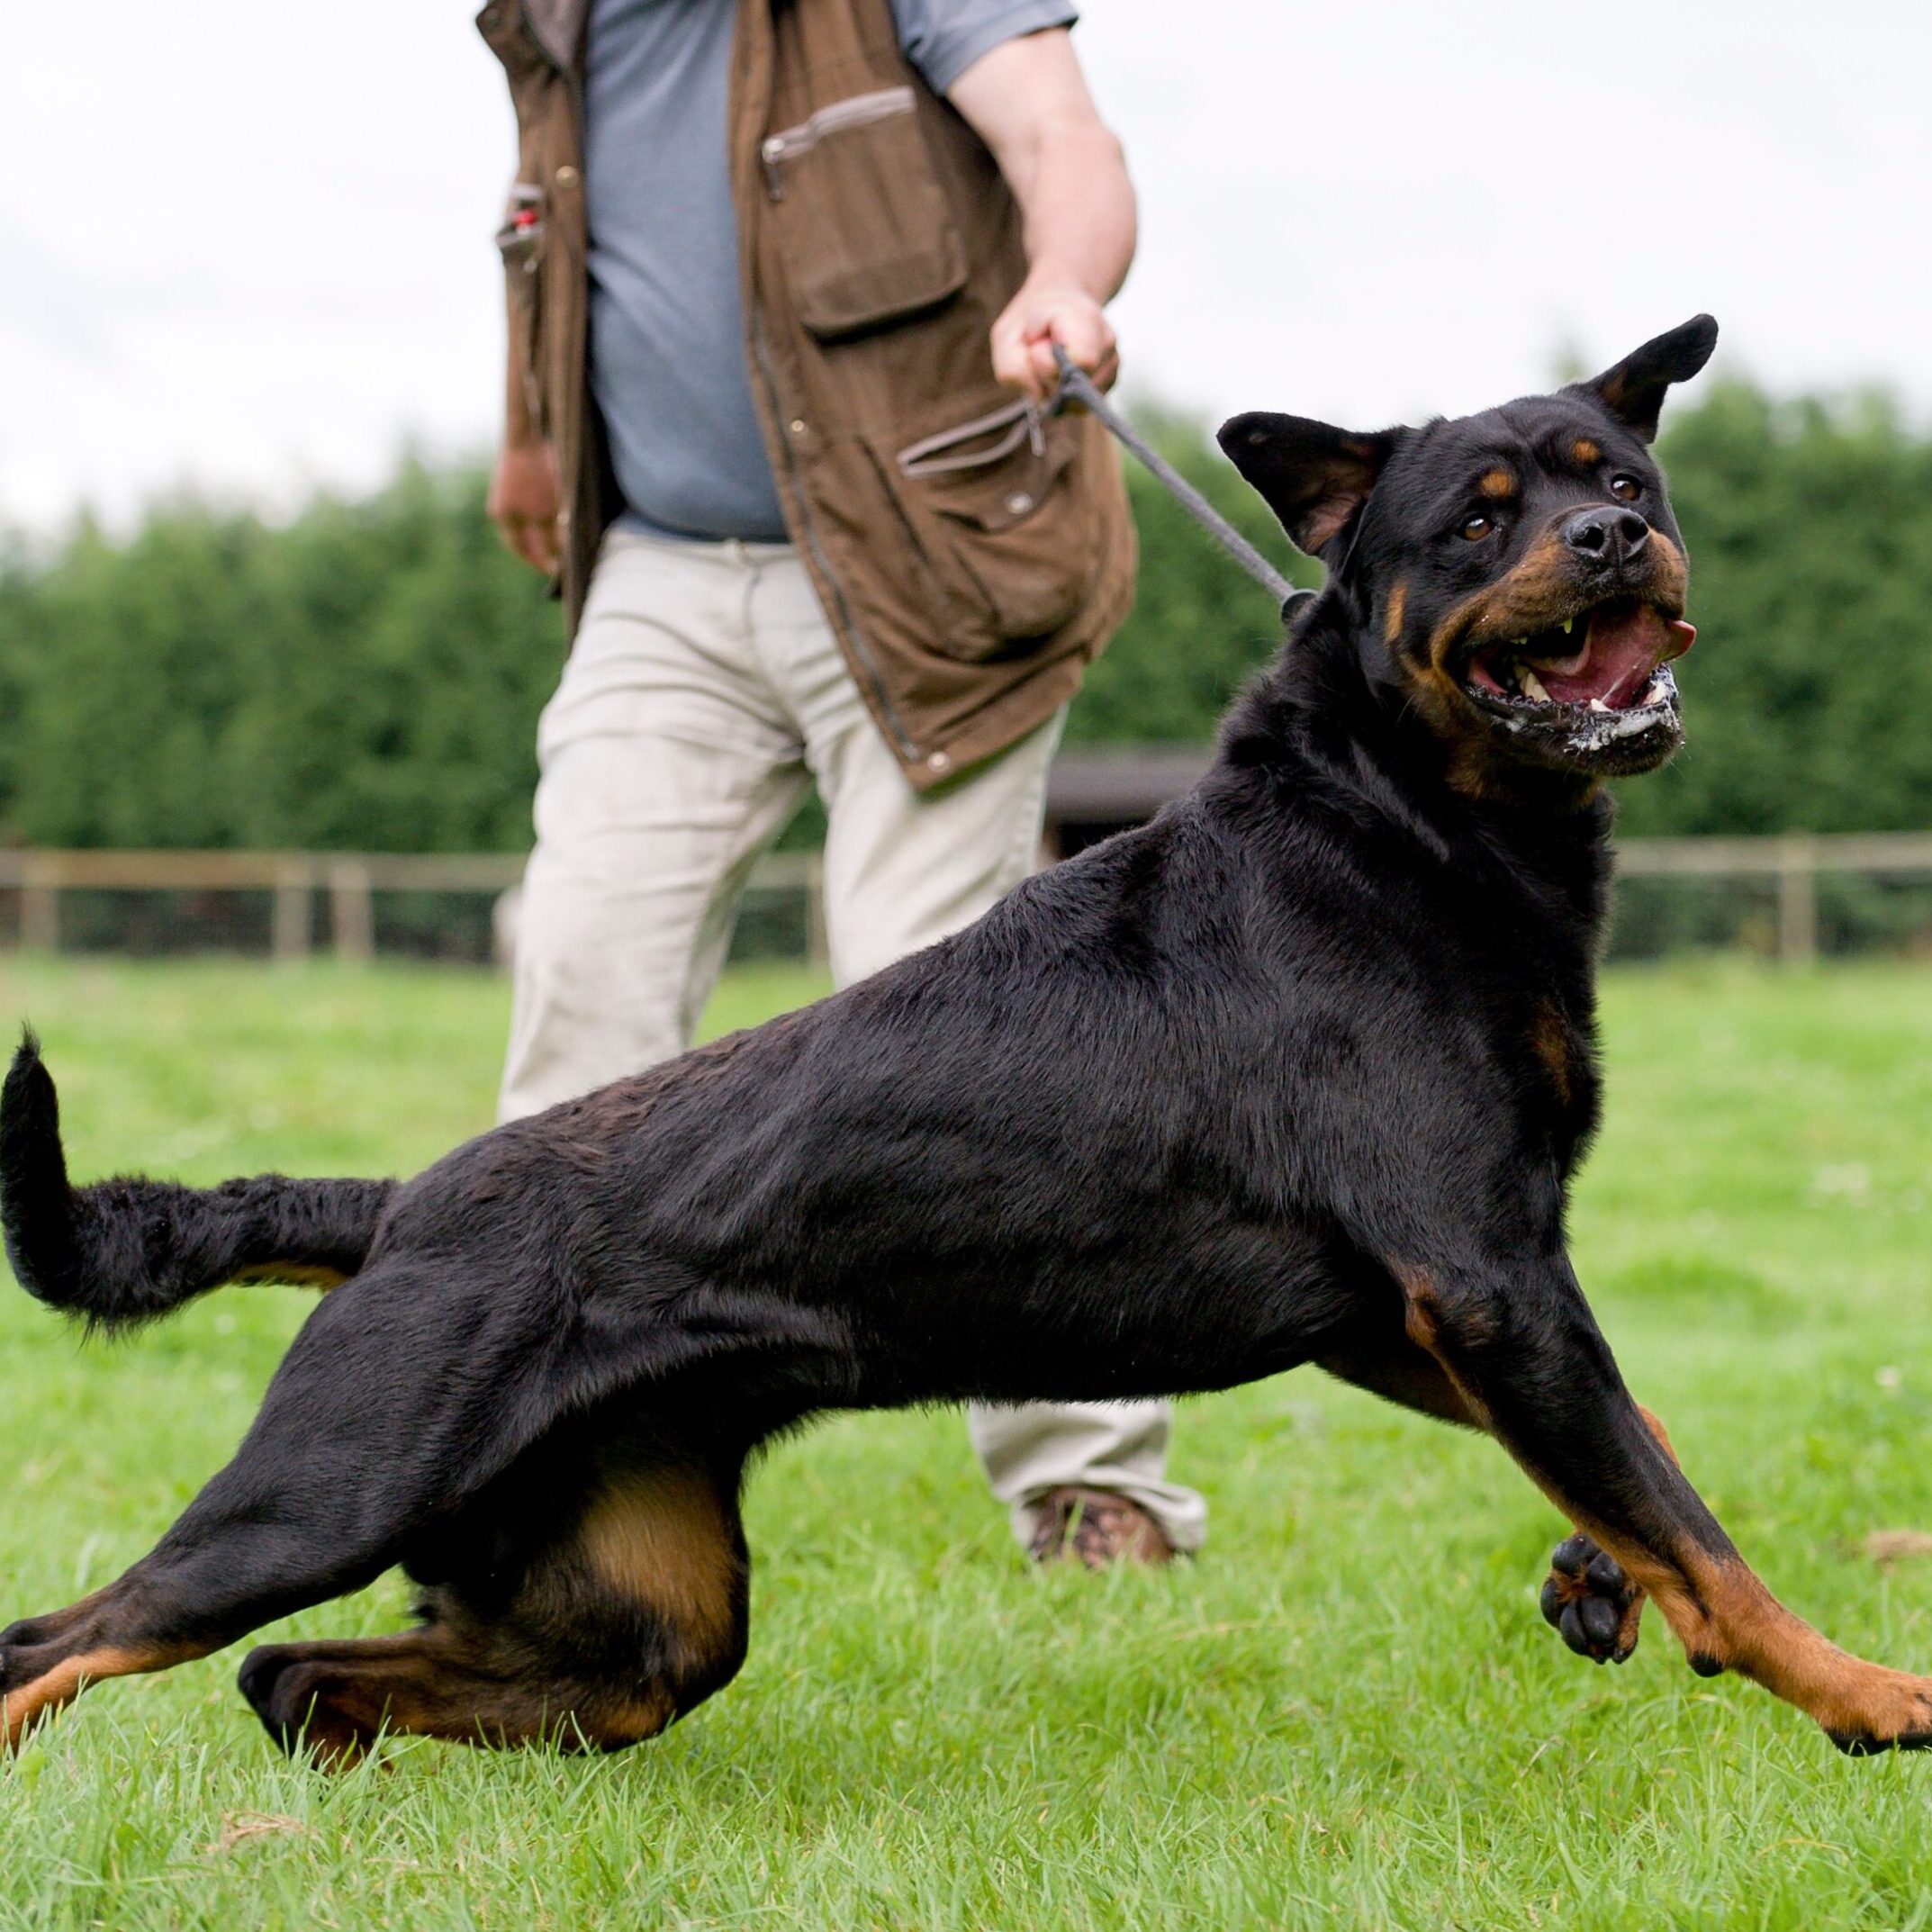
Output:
[990, 268, 1120, 404]
[948, 30, 1135, 406]
[488, 439, 562, 575]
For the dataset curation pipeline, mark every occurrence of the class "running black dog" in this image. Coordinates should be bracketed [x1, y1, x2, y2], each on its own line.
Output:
[5, 316, 1929, 1764]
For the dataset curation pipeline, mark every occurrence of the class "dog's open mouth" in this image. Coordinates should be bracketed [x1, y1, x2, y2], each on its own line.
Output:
[1452, 596, 1697, 772]
[1461, 598, 1695, 716]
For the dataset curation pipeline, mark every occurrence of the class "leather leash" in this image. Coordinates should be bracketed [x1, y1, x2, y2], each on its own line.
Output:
[1048, 345, 1315, 624]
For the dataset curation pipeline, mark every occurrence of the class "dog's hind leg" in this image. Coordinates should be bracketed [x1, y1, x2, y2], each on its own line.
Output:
[238, 1433, 753, 1766]
[1392, 1258, 1932, 1754]
[2, 1258, 608, 1748]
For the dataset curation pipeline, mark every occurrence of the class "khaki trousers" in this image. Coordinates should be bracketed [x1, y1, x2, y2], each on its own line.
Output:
[500, 528, 1206, 1553]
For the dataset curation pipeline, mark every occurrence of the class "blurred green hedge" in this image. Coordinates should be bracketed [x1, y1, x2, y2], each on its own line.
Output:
[3, 380, 1929, 853]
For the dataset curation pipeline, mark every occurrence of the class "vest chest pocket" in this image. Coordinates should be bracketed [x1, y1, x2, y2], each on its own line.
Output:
[760, 87, 968, 339]
[865, 394, 1107, 661]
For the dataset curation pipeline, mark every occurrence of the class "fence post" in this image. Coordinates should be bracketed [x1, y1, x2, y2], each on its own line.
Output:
[1776, 834, 1819, 964]
[20, 855, 59, 953]
[272, 860, 313, 964]
[328, 860, 375, 964]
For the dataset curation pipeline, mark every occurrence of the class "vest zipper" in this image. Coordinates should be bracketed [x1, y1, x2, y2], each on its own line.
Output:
[752, 322, 920, 765]
[760, 86, 916, 199]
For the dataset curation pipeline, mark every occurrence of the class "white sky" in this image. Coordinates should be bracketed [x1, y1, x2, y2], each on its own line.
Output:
[4, 1, 1928, 534]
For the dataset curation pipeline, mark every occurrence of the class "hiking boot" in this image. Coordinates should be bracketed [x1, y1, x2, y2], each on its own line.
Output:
[1026, 1486, 1175, 1569]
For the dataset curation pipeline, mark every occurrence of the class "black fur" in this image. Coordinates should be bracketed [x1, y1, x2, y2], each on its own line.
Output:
[2, 1029, 393, 1327]
[5, 320, 1931, 1763]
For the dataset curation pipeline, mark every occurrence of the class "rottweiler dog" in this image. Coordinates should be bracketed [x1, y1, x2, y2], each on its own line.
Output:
[5, 315, 1929, 1764]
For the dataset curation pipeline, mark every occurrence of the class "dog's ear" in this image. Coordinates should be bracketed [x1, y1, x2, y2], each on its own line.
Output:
[1570, 314, 1719, 443]
[1217, 414, 1403, 560]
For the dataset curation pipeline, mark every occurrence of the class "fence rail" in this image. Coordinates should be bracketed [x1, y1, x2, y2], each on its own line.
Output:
[1611, 833, 1932, 962]
[4, 835, 1932, 965]
[0, 848, 825, 965]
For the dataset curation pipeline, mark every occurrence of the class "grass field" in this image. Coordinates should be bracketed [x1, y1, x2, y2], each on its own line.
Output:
[1, 953, 1930, 1931]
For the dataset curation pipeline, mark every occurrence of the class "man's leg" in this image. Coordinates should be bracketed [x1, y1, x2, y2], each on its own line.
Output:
[756, 551, 1205, 1562]
[968, 1402, 1207, 1562]
[500, 531, 810, 1122]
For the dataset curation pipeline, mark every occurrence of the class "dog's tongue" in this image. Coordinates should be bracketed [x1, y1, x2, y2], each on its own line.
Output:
[1536, 603, 1696, 708]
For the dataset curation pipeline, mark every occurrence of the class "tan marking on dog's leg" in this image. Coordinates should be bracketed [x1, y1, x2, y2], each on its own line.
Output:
[1394, 1264, 1932, 1746]
[249, 1630, 679, 1766]
[2, 1645, 176, 1749]
[578, 1463, 741, 1665]
[1580, 1542, 1932, 1746]
[1545, 1404, 1680, 1655]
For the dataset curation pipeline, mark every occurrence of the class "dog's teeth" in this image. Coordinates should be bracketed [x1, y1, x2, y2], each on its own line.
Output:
[1519, 669, 1551, 703]
[1587, 697, 1611, 713]
[1643, 679, 1667, 705]
[1561, 618, 1575, 637]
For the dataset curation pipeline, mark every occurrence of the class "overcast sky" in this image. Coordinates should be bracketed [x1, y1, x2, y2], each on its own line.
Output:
[5, 1, 1928, 533]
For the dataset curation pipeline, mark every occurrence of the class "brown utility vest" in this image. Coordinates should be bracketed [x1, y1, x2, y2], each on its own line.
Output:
[478, 0, 1137, 788]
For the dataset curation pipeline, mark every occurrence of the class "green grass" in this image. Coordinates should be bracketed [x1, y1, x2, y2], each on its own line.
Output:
[2, 953, 1930, 1930]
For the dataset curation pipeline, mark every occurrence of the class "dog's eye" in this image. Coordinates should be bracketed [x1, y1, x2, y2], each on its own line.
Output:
[1609, 474, 1643, 502]
[1459, 513, 1495, 541]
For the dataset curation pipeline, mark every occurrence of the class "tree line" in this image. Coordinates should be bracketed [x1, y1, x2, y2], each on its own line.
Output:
[3, 379, 1929, 853]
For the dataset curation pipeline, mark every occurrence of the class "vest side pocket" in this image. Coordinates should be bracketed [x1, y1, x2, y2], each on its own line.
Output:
[761, 88, 968, 340]
[855, 393, 1107, 662]
[495, 182, 547, 432]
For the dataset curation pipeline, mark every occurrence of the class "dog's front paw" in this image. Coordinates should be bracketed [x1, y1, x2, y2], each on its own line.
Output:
[1540, 1533, 1644, 1665]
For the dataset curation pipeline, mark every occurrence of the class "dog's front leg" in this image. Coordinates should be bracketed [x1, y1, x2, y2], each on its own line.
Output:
[1320, 1332, 1650, 1665]
[1536, 1404, 1680, 1666]
[1388, 1256, 1932, 1755]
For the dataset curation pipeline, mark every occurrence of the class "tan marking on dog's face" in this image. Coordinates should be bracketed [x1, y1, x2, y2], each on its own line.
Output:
[1645, 528, 1689, 607]
[1422, 523, 1689, 686]
[1384, 581, 1408, 644]
[1395, 519, 1692, 800]
[1478, 469, 1518, 501]
[1394, 535, 1582, 799]
[1572, 438, 1602, 466]
[1422, 529, 1575, 680]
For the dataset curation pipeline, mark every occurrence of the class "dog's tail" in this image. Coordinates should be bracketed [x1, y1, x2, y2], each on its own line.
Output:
[2, 1028, 395, 1332]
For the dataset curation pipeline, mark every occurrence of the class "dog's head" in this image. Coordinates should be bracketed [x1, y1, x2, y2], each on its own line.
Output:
[1220, 316, 1717, 786]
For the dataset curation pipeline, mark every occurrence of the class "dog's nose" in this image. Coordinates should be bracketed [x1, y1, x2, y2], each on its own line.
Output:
[1562, 507, 1650, 564]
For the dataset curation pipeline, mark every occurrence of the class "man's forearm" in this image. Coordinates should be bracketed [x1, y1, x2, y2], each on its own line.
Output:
[949, 31, 1136, 395]
[504, 288, 541, 449]
[1001, 112, 1135, 305]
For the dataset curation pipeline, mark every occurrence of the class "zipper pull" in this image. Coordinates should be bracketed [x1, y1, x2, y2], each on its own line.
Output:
[761, 136, 787, 201]
[1025, 404, 1045, 459]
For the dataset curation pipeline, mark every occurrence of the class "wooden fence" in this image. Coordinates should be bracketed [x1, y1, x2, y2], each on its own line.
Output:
[3, 835, 1932, 965]
[1610, 833, 1932, 963]
[0, 848, 826, 965]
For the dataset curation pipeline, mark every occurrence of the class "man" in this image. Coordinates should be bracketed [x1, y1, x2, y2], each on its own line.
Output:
[478, 0, 1205, 1566]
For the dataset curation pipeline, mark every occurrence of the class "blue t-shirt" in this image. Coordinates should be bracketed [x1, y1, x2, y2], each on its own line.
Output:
[582, 0, 1078, 543]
